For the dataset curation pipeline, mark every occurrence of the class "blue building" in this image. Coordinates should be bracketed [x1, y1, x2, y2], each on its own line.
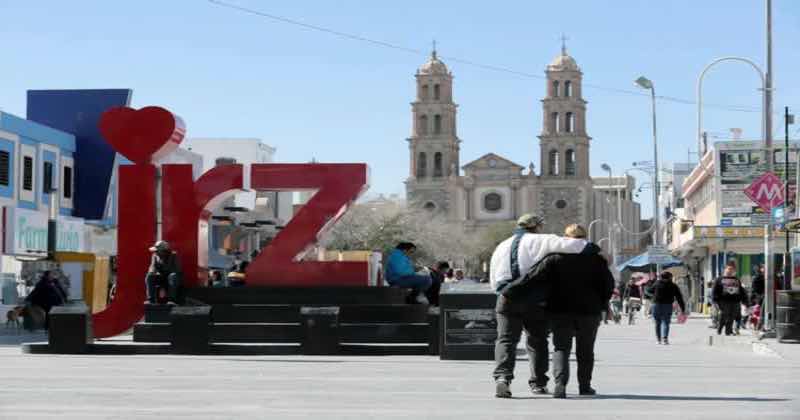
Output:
[0, 111, 76, 218]
[0, 111, 85, 303]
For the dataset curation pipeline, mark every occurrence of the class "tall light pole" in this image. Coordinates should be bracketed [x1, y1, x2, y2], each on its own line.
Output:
[635, 76, 659, 251]
[600, 163, 617, 265]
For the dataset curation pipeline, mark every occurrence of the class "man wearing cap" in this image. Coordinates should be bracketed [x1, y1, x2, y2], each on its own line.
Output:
[145, 240, 183, 304]
[491, 214, 596, 398]
[520, 224, 613, 398]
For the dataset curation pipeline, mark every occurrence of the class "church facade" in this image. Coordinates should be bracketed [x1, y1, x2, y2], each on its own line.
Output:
[405, 46, 642, 255]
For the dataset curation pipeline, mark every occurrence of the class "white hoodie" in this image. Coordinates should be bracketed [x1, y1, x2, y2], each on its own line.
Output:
[489, 233, 588, 292]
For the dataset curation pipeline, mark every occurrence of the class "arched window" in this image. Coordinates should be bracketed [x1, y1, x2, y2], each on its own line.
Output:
[421, 85, 429, 100]
[434, 84, 441, 100]
[565, 149, 576, 176]
[548, 150, 560, 175]
[551, 112, 560, 134]
[419, 115, 428, 135]
[433, 152, 443, 177]
[566, 112, 574, 133]
[434, 114, 442, 134]
[552, 80, 560, 97]
[484, 193, 503, 212]
[417, 152, 427, 178]
[564, 80, 572, 97]
[423, 201, 436, 211]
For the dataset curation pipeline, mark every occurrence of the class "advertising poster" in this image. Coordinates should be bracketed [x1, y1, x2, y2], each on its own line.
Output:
[718, 142, 799, 226]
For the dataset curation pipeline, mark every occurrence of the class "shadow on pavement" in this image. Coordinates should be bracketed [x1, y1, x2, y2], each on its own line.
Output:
[587, 394, 789, 402]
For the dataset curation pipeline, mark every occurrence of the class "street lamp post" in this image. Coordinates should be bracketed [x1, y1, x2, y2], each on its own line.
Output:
[587, 218, 609, 243]
[635, 77, 660, 256]
[601, 163, 619, 265]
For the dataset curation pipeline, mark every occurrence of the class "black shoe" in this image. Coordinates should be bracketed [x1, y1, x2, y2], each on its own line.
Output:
[553, 386, 566, 399]
[531, 385, 548, 395]
[579, 386, 597, 396]
[495, 380, 512, 398]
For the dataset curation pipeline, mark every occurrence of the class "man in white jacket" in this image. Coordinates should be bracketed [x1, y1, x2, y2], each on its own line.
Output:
[491, 214, 594, 398]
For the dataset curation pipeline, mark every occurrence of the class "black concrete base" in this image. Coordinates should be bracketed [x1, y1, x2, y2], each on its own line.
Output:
[439, 283, 497, 360]
[300, 307, 340, 355]
[170, 305, 211, 354]
[48, 303, 92, 354]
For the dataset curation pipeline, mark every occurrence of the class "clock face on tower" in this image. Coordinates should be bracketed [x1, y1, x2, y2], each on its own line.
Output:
[488, 158, 497, 168]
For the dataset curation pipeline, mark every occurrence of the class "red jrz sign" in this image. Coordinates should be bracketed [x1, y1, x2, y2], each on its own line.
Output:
[743, 171, 785, 212]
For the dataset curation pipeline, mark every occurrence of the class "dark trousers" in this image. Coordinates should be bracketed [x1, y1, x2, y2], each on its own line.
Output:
[652, 303, 673, 341]
[146, 272, 182, 304]
[493, 295, 549, 386]
[717, 301, 739, 335]
[425, 276, 443, 306]
[551, 313, 600, 389]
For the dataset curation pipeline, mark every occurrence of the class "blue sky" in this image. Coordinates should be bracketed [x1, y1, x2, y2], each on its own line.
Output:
[1, 1, 799, 217]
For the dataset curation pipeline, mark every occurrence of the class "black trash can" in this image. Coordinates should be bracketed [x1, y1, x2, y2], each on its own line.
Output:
[776, 290, 800, 343]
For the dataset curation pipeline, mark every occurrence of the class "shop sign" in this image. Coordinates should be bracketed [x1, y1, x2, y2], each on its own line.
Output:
[718, 142, 799, 226]
[3, 207, 85, 257]
[693, 225, 787, 239]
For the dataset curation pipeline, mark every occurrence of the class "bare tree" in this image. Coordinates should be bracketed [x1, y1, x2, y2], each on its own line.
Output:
[321, 203, 518, 278]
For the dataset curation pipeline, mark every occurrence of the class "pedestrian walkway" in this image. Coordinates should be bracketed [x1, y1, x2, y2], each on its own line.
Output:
[0, 318, 796, 419]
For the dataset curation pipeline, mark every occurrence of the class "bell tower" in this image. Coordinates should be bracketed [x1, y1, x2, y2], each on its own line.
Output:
[406, 45, 460, 212]
[538, 40, 590, 180]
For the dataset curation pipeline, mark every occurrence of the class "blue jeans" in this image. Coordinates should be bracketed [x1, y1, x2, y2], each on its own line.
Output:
[388, 274, 432, 293]
[652, 303, 673, 340]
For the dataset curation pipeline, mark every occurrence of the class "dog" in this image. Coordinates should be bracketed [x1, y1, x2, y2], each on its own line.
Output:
[5, 306, 24, 329]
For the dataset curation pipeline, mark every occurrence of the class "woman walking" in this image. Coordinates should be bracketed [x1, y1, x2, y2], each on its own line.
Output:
[651, 272, 686, 345]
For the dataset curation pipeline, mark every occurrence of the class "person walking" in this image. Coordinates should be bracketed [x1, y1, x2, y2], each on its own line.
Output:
[651, 272, 686, 345]
[713, 262, 748, 336]
[519, 224, 613, 399]
[385, 242, 432, 304]
[705, 279, 717, 329]
[491, 214, 596, 398]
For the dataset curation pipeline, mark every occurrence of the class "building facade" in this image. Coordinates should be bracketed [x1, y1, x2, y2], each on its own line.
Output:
[405, 47, 642, 257]
[668, 141, 800, 302]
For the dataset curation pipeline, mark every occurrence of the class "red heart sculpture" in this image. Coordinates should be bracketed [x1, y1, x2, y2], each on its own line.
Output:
[99, 106, 186, 164]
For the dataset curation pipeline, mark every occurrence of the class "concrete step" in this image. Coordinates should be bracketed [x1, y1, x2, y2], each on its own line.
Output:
[211, 304, 300, 323]
[186, 286, 407, 305]
[133, 323, 171, 343]
[210, 323, 302, 343]
[339, 323, 430, 344]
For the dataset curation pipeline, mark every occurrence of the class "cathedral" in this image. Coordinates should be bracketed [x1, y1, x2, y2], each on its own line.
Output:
[405, 44, 642, 254]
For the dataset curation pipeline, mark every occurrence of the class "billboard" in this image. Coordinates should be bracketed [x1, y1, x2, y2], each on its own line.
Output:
[717, 141, 799, 226]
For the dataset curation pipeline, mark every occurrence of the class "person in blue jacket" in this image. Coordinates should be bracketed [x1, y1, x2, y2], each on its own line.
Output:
[385, 242, 432, 304]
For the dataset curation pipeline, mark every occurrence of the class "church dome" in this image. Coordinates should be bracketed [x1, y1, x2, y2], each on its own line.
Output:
[547, 52, 580, 72]
[418, 51, 449, 75]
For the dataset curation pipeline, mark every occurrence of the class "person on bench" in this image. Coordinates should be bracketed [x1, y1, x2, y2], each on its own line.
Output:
[145, 240, 183, 305]
[386, 242, 432, 304]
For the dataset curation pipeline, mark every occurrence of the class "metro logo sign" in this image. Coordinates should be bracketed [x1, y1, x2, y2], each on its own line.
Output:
[744, 172, 785, 211]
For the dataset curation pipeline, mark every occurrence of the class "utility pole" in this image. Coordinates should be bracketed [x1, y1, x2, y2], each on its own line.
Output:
[784, 107, 791, 293]
[764, 0, 775, 332]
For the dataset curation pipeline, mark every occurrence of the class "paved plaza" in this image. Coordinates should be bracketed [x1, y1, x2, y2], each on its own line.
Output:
[0, 318, 797, 419]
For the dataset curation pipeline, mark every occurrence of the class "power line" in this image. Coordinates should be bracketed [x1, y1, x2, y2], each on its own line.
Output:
[208, 0, 761, 113]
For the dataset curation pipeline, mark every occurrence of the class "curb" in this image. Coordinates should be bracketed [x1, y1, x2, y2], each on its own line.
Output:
[707, 334, 783, 359]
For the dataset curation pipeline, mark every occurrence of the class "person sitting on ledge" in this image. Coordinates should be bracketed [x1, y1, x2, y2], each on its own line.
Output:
[385, 242, 432, 305]
[145, 240, 182, 305]
[227, 261, 248, 287]
[25, 270, 67, 330]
